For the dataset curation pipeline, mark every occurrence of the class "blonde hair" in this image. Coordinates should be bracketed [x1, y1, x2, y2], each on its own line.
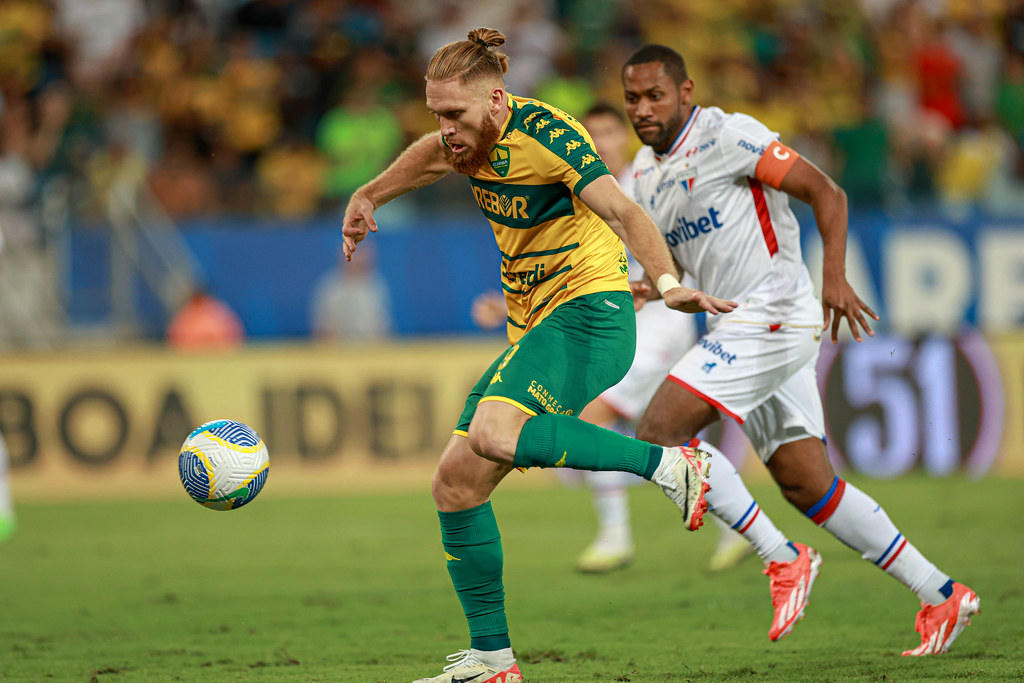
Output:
[425, 28, 509, 85]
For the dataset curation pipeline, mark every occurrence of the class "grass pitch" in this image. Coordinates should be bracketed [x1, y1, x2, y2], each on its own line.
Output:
[1, 473, 1021, 682]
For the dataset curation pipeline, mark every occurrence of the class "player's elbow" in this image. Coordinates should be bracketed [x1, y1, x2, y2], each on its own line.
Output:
[807, 175, 846, 216]
[831, 181, 847, 212]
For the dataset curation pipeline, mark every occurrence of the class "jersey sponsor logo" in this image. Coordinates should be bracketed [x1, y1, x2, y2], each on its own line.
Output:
[737, 138, 767, 156]
[527, 380, 573, 415]
[684, 137, 717, 158]
[469, 178, 575, 229]
[664, 207, 724, 246]
[633, 165, 655, 179]
[489, 144, 511, 177]
[502, 261, 547, 287]
[698, 337, 737, 364]
[472, 185, 530, 220]
[701, 361, 717, 373]
[655, 177, 676, 195]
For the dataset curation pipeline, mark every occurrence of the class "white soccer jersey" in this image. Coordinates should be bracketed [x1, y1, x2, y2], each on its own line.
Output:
[631, 105, 818, 329]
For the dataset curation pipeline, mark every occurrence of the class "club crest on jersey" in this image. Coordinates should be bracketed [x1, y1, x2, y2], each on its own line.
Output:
[677, 168, 697, 196]
[489, 144, 511, 177]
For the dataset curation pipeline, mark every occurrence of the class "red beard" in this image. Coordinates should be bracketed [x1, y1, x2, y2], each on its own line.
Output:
[444, 112, 502, 175]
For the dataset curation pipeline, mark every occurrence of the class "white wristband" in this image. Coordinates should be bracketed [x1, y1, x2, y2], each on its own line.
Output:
[656, 274, 681, 296]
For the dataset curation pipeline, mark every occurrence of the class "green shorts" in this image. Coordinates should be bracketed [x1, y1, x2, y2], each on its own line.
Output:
[454, 291, 636, 434]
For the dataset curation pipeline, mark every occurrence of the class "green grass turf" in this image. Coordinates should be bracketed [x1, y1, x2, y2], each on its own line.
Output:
[1, 474, 1021, 682]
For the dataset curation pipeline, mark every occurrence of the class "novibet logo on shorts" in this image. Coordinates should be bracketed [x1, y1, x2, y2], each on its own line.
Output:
[698, 337, 738, 364]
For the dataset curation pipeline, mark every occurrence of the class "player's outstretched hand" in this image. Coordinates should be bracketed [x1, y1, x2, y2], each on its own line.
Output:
[342, 192, 378, 260]
[471, 291, 507, 330]
[663, 287, 738, 315]
[629, 278, 657, 311]
[821, 276, 879, 343]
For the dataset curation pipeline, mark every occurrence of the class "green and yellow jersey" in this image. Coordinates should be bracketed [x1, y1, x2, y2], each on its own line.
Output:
[465, 94, 629, 343]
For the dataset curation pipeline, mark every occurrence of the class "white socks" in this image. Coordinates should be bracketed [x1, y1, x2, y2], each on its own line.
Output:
[811, 478, 951, 605]
[472, 647, 515, 670]
[698, 440, 797, 565]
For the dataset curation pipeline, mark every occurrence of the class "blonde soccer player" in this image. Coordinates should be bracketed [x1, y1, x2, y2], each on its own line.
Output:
[342, 28, 735, 683]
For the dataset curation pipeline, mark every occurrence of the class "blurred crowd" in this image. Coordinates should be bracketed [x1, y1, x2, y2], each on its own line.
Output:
[0, 0, 1022, 244]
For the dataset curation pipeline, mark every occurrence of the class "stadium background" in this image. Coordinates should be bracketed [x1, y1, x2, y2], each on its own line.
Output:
[0, 0, 1022, 499]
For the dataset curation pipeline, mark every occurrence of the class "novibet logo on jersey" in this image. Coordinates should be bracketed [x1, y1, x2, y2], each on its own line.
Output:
[665, 207, 725, 246]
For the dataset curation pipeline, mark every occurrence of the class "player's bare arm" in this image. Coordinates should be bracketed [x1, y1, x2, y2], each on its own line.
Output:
[777, 156, 879, 343]
[342, 133, 451, 260]
[579, 174, 736, 315]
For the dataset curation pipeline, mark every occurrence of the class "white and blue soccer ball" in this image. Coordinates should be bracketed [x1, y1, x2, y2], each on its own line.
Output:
[178, 419, 269, 510]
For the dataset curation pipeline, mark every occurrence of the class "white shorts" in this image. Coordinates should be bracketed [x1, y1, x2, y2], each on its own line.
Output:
[601, 300, 697, 422]
[667, 320, 826, 462]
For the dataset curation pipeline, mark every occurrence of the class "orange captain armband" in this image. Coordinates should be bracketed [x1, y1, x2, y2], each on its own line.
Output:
[754, 140, 800, 189]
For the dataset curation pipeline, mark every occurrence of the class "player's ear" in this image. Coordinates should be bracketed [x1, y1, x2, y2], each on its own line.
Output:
[488, 84, 505, 114]
[678, 79, 694, 106]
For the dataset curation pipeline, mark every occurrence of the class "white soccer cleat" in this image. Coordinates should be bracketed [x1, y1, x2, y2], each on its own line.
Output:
[902, 582, 980, 656]
[708, 527, 755, 572]
[764, 542, 822, 641]
[413, 650, 523, 683]
[575, 540, 634, 573]
[652, 446, 711, 531]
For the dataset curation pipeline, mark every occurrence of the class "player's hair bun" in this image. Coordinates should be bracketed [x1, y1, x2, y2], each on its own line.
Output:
[467, 28, 506, 49]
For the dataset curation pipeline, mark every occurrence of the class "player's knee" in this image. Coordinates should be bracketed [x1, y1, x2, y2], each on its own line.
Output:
[466, 404, 523, 464]
[431, 461, 481, 510]
[466, 424, 515, 464]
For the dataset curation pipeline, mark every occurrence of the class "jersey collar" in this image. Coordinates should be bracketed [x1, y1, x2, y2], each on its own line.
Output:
[499, 94, 518, 142]
[654, 105, 701, 162]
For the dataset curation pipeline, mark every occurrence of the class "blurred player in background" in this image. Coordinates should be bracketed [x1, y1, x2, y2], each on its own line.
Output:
[622, 44, 979, 655]
[165, 285, 245, 349]
[0, 430, 15, 543]
[473, 102, 753, 575]
[342, 28, 737, 683]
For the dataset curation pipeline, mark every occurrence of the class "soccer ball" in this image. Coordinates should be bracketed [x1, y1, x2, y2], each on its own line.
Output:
[178, 419, 269, 510]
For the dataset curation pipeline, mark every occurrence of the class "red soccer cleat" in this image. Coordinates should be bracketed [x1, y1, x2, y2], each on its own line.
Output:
[764, 542, 822, 641]
[902, 582, 980, 656]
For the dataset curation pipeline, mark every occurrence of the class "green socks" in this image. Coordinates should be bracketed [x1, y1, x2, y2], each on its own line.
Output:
[438, 502, 511, 651]
[512, 413, 663, 480]
[438, 415, 665, 651]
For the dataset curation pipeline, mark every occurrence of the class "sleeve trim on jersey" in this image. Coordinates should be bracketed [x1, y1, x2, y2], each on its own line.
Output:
[572, 165, 611, 197]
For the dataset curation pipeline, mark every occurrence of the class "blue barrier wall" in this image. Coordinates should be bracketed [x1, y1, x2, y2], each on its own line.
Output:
[68, 206, 1024, 339]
